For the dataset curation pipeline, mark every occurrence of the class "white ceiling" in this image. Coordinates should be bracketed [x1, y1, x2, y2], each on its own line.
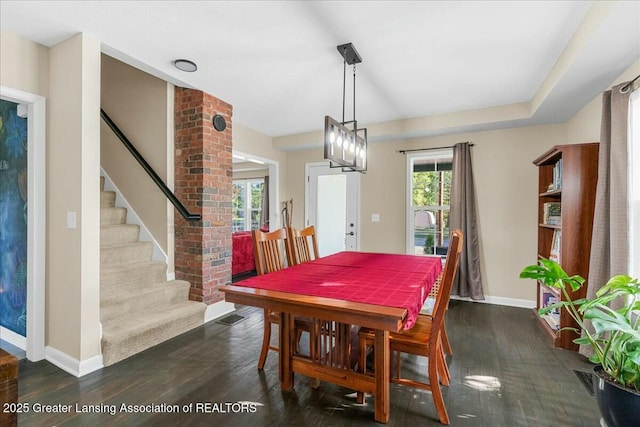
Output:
[1, 1, 639, 144]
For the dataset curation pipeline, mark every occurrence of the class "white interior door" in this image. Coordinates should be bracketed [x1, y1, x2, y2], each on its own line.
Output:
[306, 162, 360, 256]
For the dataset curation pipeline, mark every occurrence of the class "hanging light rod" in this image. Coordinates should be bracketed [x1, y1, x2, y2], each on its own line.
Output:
[323, 42, 367, 173]
[398, 143, 474, 154]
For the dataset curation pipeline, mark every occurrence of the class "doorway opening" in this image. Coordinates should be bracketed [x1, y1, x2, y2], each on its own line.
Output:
[0, 86, 46, 361]
[306, 162, 360, 256]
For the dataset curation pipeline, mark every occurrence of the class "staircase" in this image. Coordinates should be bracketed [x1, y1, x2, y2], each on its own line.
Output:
[100, 177, 206, 366]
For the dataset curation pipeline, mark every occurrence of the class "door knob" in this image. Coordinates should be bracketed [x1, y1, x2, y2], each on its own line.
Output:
[346, 231, 355, 236]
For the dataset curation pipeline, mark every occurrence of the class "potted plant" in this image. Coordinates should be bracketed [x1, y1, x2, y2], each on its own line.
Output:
[520, 259, 640, 427]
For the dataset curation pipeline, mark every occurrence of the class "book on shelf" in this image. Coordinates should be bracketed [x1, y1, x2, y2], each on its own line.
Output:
[543, 202, 561, 225]
[551, 159, 563, 190]
[549, 230, 561, 262]
[542, 292, 559, 308]
[542, 313, 560, 330]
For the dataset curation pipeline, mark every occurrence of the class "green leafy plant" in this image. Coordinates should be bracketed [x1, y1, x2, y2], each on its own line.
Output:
[520, 258, 640, 391]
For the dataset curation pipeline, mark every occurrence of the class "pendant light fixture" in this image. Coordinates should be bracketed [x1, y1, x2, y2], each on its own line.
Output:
[324, 43, 367, 173]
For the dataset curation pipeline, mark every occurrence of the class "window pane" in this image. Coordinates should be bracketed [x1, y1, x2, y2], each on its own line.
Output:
[250, 210, 261, 230]
[441, 170, 451, 207]
[409, 151, 453, 256]
[232, 178, 264, 231]
[233, 182, 245, 210]
[250, 182, 264, 209]
[233, 209, 245, 232]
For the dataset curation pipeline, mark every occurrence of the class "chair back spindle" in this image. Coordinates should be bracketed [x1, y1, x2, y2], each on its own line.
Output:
[253, 228, 288, 275]
[286, 226, 319, 266]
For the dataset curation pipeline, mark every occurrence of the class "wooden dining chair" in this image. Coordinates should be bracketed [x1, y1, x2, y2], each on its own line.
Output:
[252, 228, 312, 369]
[253, 228, 288, 369]
[357, 229, 463, 425]
[422, 272, 453, 356]
[286, 226, 319, 266]
[419, 272, 452, 386]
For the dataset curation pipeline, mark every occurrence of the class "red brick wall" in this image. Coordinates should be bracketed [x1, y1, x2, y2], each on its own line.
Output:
[174, 88, 232, 304]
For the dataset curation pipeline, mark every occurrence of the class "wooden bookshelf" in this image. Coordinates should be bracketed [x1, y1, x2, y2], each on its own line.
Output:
[532, 143, 599, 350]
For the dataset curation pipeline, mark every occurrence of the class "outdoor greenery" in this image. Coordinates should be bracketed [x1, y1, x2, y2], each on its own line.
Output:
[412, 170, 451, 207]
[232, 180, 263, 231]
[413, 170, 451, 254]
[520, 258, 640, 391]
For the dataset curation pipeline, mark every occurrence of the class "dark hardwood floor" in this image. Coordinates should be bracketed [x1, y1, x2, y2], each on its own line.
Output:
[15, 300, 601, 426]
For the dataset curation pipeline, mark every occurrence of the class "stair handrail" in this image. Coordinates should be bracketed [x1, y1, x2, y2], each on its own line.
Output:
[100, 108, 201, 222]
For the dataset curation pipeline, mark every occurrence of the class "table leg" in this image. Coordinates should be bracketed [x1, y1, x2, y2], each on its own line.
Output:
[374, 329, 390, 423]
[279, 312, 294, 391]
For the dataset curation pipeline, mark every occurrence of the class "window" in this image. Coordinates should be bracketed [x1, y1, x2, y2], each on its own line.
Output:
[232, 179, 264, 232]
[406, 150, 453, 256]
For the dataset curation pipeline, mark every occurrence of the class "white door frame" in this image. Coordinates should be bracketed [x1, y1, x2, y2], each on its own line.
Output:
[0, 86, 46, 361]
[305, 161, 361, 252]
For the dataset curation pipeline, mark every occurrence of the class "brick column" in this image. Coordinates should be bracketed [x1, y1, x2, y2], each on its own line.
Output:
[174, 88, 232, 305]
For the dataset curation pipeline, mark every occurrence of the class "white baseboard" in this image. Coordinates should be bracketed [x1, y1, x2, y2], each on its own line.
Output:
[204, 301, 236, 323]
[0, 327, 26, 349]
[45, 346, 104, 378]
[451, 295, 536, 309]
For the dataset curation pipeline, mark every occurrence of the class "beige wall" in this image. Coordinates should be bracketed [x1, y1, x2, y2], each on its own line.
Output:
[233, 168, 269, 180]
[279, 62, 640, 305]
[566, 61, 640, 144]
[101, 55, 171, 253]
[0, 31, 49, 96]
[283, 126, 564, 303]
[48, 33, 102, 360]
[233, 123, 287, 227]
[1, 31, 102, 362]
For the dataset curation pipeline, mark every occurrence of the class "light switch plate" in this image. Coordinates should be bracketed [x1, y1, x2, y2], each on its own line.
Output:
[67, 211, 77, 229]
[371, 213, 380, 222]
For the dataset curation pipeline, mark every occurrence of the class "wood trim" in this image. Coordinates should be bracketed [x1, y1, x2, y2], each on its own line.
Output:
[375, 330, 390, 423]
[0, 349, 18, 427]
[291, 357, 376, 394]
[220, 285, 407, 332]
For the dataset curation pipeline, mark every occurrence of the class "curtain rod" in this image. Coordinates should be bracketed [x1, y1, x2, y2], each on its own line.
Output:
[620, 74, 640, 93]
[398, 142, 473, 154]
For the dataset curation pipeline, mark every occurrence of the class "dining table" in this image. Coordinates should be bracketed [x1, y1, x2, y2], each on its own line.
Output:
[220, 251, 443, 423]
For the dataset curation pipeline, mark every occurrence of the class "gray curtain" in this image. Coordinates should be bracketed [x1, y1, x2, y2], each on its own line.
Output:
[260, 176, 269, 230]
[449, 142, 484, 300]
[581, 82, 631, 356]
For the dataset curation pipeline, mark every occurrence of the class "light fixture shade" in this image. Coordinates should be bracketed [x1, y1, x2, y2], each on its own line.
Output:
[324, 116, 367, 172]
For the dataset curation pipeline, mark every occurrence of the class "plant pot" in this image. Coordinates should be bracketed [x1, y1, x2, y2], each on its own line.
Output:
[593, 365, 640, 427]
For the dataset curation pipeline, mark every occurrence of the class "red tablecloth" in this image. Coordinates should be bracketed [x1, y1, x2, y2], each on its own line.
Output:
[235, 252, 442, 329]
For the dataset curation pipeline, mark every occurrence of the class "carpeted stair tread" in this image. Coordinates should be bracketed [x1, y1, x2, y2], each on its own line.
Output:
[99, 176, 204, 367]
[101, 300, 205, 366]
[100, 280, 191, 322]
[101, 261, 167, 288]
[101, 191, 116, 208]
[100, 207, 127, 225]
[101, 224, 140, 245]
[101, 279, 190, 300]
[100, 241, 153, 268]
